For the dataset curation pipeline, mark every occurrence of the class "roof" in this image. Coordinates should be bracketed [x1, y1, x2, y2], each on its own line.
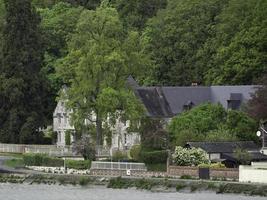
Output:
[127, 77, 257, 118]
[134, 87, 173, 117]
[186, 141, 260, 153]
[222, 152, 267, 162]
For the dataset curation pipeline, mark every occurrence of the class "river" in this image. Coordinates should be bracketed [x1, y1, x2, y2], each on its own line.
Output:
[0, 183, 266, 200]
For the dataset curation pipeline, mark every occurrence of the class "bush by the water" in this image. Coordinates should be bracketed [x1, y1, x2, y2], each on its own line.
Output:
[23, 154, 63, 167]
[66, 159, 91, 170]
[140, 150, 168, 164]
[111, 151, 128, 161]
[23, 154, 91, 169]
[198, 162, 226, 169]
[172, 146, 209, 166]
[130, 145, 141, 161]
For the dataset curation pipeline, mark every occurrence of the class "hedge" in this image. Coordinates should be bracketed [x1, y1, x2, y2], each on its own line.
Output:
[66, 160, 91, 170]
[140, 150, 168, 164]
[23, 154, 63, 167]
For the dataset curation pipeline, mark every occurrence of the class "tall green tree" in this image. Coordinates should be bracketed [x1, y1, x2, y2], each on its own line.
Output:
[111, 0, 167, 30]
[40, 2, 83, 92]
[204, 0, 267, 85]
[168, 103, 258, 146]
[57, 2, 149, 146]
[0, 0, 48, 143]
[144, 0, 227, 86]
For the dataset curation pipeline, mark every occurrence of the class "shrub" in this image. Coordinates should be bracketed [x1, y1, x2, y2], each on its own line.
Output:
[23, 153, 63, 167]
[198, 162, 226, 169]
[130, 145, 141, 161]
[146, 163, 167, 172]
[176, 183, 186, 191]
[65, 130, 71, 146]
[172, 146, 209, 166]
[112, 151, 128, 162]
[66, 160, 91, 170]
[140, 150, 168, 164]
[79, 177, 91, 186]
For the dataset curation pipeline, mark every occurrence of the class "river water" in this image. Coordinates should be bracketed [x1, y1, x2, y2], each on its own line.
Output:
[0, 183, 265, 200]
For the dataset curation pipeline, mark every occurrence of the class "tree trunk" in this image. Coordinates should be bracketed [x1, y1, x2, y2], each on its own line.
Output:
[96, 113, 103, 147]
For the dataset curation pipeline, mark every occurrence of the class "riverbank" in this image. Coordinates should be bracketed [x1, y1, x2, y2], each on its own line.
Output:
[0, 173, 266, 197]
[1, 183, 266, 200]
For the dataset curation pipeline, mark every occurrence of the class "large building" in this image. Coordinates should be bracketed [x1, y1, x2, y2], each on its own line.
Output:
[53, 77, 259, 150]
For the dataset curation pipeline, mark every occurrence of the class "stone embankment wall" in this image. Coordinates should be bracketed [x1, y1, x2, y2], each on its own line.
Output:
[90, 166, 238, 179]
[90, 169, 167, 177]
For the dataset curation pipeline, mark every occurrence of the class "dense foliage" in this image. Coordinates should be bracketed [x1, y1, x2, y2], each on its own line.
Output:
[168, 103, 258, 146]
[172, 146, 209, 166]
[144, 0, 267, 86]
[0, 0, 51, 143]
[0, 0, 266, 144]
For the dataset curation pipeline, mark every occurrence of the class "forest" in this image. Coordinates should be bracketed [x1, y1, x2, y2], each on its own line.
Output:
[0, 0, 266, 144]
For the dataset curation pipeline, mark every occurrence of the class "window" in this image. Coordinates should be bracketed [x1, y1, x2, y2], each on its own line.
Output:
[183, 100, 194, 111]
[227, 100, 241, 110]
[227, 93, 242, 110]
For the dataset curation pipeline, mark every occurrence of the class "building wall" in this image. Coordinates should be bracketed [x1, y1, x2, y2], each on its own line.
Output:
[239, 164, 267, 183]
[53, 100, 140, 150]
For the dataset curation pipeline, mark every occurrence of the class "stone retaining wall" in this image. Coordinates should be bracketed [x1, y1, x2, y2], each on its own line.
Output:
[168, 166, 198, 177]
[210, 168, 238, 179]
[90, 166, 238, 180]
[90, 169, 167, 177]
[168, 165, 238, 179]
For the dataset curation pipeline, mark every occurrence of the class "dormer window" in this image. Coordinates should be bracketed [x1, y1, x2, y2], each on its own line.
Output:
[183, 100, 194, 111]
[227, 93, 242, 110]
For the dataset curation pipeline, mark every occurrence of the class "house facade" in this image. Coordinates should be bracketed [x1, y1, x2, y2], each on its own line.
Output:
[53, 78, 259, 150]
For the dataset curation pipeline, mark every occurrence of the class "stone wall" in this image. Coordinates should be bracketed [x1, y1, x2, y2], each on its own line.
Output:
[168, 166, 198, 177]
[210, 168, 238, 179]
[168, 166, 238, 179]
[90, 169, 167, 177]
[90, 166, 238, 180]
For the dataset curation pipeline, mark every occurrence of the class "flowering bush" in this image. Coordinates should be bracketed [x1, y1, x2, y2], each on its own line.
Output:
[172, 146, 209, 166]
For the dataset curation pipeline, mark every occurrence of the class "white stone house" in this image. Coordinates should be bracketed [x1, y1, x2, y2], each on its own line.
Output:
[53, 100, 75, 147]
[53, 100, 140, 150]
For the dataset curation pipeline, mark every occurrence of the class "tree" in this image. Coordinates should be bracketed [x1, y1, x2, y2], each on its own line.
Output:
[247, 76, 267, 121]
[0, 0, 48, 143]
[0, 0, 5, 58]
[168, 103, 258, 147]
[63, 0, 101, 9]
[139, 117, 168, 150]
[39, 2, 84, 93]
[234, 148, 251, 165]
[204, 0, 267, 85]
[57, 2, 148, 147]
[111, 0, 167, 30]
[143, 0, 227, 86]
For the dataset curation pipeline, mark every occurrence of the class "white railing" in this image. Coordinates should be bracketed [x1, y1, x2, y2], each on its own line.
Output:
[0, 143, 74, 157]
[91, 161, 147, 171]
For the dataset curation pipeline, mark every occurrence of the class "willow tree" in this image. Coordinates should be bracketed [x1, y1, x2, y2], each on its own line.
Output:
[57, 2, 149, 147]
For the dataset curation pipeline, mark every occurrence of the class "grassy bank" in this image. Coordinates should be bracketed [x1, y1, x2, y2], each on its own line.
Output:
[2, 154, 91, 170]
[1, 173, 266, 197]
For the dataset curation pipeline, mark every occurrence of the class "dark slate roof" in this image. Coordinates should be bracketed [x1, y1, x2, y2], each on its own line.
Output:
[126, 76, 139, 88]
[222, 152, 267, 162]
[186, 141, 260, 153]
[161, 87, 211, 114]
[229, 93, 242, 101]
[127, 77, 258, 118]
[134, 87, 173, 118]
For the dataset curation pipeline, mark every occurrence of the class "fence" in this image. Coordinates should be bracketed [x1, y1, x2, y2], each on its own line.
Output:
[91, 161, 147, 171]
[0, 143, 74, 157]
